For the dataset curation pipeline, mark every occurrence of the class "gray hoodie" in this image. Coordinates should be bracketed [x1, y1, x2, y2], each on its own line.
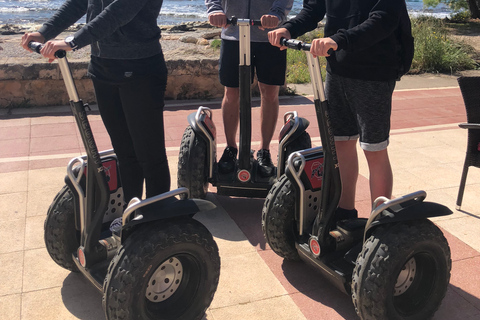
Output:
[205, 0, 293, 42]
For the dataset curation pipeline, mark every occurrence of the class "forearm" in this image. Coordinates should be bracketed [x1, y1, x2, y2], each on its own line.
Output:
[281, 0, 325, 39]
[38, 0, 88, 41]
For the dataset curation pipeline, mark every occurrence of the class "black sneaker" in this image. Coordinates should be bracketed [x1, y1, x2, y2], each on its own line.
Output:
[334, 207, 358, 223]
[218, 147, 237, 174]
[257, 149, 275, 177]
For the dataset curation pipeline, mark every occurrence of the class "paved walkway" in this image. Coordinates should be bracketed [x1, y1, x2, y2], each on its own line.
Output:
[1, 75, 479, 320]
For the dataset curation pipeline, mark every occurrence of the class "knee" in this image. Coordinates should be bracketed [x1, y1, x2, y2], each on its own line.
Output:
[259, 83, 279, 101]
[364, 149, 390, 165]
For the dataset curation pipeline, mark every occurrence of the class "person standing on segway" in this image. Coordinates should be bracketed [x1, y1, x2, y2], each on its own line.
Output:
[205, 0, 294, 177]
[268, 0, 413, 219]
[21, 0, 170, 203]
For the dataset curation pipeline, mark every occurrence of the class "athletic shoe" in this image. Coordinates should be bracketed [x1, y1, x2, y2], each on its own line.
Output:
[257, 149, 275, 177]
[218, 146, 237, 173]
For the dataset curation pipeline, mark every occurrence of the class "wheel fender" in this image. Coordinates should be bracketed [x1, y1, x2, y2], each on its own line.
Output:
[365, 201, 452, 240]
[125, 197, 216, 228]
[282, 117, 310, 148]
[187, 112, 200, 132]
[187, 112, 212, 143]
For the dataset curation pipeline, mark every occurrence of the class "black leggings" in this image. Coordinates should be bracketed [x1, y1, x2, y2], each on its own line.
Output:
[92, 74, 170, 202]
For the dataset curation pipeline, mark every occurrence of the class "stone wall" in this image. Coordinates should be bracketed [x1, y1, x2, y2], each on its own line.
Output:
[0, 58, 223, 108]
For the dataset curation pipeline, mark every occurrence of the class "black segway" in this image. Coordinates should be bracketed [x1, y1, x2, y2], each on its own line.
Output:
[178, 17, 311, 199]
[262, 39, 453, 320]
[29, 42, 220, 320]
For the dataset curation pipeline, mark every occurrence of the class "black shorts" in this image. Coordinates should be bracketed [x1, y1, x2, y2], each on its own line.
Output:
[325, 72, 396, 151]
[219, 39, 287, 87]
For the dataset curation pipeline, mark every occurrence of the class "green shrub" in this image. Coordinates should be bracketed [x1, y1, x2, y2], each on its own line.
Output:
[285, 28, 328, 84]
[411, 16, 477, 73]
[210, 39, 221, 49]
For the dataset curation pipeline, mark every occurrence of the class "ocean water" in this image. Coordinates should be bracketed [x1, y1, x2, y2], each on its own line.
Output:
[0, 0, 452, 26]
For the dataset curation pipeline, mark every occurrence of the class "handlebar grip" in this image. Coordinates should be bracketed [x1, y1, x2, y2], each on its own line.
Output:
[251, 20, 262, 26]
[280, 38, 311, 51]
[28, 41, 43, 53]
[27, 41, 67, 58]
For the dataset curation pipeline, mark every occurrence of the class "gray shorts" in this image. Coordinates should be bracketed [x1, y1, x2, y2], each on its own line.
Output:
[325, 72, 396, 151]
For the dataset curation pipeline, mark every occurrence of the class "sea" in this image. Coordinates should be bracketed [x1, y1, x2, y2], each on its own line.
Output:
[0, 0, 452, 26]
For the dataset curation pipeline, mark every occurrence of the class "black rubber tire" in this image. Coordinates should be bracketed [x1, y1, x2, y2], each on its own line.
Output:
[262, 175, 300, 261]
[285, 131, 312, 160]
[177, 125, 209, 199]
[103, 218, 220, 320]
[351, 220, 451, 320]
[44, 185, 80, 272]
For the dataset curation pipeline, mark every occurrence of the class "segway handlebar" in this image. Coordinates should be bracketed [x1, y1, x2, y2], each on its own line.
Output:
[28, 41, 67, 58]
[280, 38, 311, 51]
[226, 17, 262, 26]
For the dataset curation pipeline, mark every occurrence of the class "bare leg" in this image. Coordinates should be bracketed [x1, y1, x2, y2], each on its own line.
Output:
[222, 86, 240, 148]
[364, 149, 393, 204]
[336, 140, 359, 210]
[258, 82, 280, 150]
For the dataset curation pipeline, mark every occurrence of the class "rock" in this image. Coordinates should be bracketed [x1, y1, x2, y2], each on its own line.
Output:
[197, 38, 209, 46]
[202, 31, 221, 40]
[179, 36, 198, 44]
[169, 24, 195, 32]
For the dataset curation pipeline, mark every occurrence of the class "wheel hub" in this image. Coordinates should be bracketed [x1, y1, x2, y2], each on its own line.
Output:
[394, 257, 416, 296]
[145, 257, 183, 302]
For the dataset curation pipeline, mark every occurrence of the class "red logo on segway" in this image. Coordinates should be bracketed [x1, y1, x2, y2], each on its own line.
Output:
[304, 159, 324, 190]
[309, 237, 321, 256]
[237, 169, 251, 182]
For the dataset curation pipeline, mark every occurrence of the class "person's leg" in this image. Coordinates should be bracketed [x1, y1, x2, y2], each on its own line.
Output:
[222, 86, 240, 149]
[118, 73, 170, 199]
[254, 42, 285, 177]
[344, 76, 395, 205]
[92, 78, 144, 202]
[336, 140, 359, 210]
[258, 82, 279, 150]
[364, 149, 393, 203]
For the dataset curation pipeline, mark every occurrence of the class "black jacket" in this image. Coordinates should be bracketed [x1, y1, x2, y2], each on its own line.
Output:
[283, 0, 413, 81]
[39, 0, 163, 59]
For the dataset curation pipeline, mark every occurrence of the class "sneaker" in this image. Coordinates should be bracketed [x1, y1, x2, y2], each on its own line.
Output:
[334, 207, 358, 223]
[218, 147, 237, 174]
[257, 149, 275, 177]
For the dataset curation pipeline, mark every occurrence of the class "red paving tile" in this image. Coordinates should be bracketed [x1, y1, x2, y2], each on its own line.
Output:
[0, 125, 30, 140]
[0, 138, 30, 157]
[30, 122, 77, 137]
[30, 135, 80, 155]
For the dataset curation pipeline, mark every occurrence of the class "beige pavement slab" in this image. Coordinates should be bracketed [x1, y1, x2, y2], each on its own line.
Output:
[0, 251, 23, 296]
[210, 295, 307, 320]
[0, 171, 28, 194]
[0, 192, 27, 221]
[0, 294, 21, 320]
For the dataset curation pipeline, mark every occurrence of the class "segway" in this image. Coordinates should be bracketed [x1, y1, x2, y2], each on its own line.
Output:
[178, 17, 312, 199]
[28, 42, 220, 320]
[262, 39, 453, 320]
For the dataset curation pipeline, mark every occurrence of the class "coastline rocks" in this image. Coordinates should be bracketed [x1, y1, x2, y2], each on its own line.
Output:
[179, 36, 198, 44]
